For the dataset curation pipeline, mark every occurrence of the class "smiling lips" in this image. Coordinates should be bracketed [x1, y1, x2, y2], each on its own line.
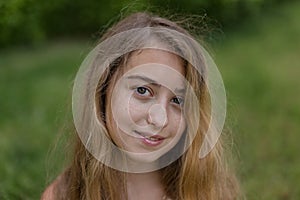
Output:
[134, 131, 165, 147]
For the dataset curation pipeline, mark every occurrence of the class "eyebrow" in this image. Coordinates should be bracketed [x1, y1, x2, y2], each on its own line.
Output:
[126, 75, 158, 85]
[174, 88, 186, 95]
[126, 75, 186, 95]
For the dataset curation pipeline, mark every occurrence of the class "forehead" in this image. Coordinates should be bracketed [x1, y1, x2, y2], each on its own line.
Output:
[116, 49, 186, 93]
[126, 49, 185, 76]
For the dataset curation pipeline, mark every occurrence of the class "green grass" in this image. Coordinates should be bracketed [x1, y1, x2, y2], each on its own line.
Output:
[0, 41, 88, 199]
[1, 1, 300, 199]
[215, 2, 300, 199]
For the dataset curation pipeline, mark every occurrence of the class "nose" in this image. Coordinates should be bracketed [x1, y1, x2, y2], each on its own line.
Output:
[147, 103, 168, 129]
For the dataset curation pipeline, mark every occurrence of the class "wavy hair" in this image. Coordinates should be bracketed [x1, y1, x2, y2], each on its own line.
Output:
[51, 12, 241, 200]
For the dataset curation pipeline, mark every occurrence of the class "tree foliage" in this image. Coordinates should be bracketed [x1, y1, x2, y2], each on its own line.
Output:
[0, 0, 291, 47]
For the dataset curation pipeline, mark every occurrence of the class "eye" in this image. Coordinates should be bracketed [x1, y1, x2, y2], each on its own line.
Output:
[135, 86, 152, 97]
[171, 96, 184, 106]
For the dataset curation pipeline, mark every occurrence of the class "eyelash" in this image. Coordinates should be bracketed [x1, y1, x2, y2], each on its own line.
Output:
[171, 96, 184, 106]
[135, 86, 152, 97]
[134, 86, 184, 106]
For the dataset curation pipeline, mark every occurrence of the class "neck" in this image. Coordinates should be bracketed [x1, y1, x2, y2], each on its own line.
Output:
[127, 171, 165, 200]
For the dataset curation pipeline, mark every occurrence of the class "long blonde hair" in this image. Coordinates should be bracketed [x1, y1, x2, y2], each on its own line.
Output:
[54, 12, 241, 200]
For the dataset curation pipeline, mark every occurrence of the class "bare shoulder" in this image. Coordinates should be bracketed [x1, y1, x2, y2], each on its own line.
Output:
[41, 174, 64, 200]
[41, 182, 56, 200]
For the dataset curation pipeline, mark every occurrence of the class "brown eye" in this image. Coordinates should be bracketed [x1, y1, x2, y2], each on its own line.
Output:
[135, 86, 151, 96]
[137, 87, 147, 94]
[171, 96, 184, 106]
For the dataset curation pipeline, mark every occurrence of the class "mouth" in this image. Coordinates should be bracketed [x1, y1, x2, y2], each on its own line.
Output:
[134, 131, 166, 146]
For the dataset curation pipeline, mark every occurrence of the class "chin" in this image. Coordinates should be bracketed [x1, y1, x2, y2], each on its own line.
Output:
[125, 151, 165, 163]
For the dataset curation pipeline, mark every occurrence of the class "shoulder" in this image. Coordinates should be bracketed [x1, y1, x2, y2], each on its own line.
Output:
[41, 174, 64, 200]
[41, 181, 56, 200]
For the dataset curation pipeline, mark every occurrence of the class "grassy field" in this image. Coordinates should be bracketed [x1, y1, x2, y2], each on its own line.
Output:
[215, 2, 300, 199]
[0, 41, 85, 199]
[1, 1, 299, 199]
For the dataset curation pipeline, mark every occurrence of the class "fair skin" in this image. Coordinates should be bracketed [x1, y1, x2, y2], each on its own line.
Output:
[107, 49, 186, 164]
[42, 49, 186, 200]
[127, 171, 165, 200]
[41, 174, 62, 200]
[108, 49, 186, 199]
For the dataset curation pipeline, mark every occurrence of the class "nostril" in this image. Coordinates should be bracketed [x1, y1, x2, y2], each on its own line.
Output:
[147, 104, 168, 128]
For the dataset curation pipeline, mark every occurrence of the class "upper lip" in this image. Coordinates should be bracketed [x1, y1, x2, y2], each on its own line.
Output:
[134, 130, 166, 140]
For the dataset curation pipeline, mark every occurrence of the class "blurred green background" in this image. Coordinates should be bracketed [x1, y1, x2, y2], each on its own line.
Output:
[1, 0, 299, 199]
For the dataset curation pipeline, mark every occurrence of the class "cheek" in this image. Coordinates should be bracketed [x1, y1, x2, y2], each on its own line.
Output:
[169, 110, 186, 136]
[110, 85, 133, 126]
[128, 97, 151, 123]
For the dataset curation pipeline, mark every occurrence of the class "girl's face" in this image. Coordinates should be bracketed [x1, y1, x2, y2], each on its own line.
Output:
[106, 49, 187, 162]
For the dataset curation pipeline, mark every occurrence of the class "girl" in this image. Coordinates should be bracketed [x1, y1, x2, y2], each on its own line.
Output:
[42, 12, 241, 200]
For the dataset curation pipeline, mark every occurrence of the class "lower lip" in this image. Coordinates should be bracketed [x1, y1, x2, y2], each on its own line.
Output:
[141, 137, 164, 147]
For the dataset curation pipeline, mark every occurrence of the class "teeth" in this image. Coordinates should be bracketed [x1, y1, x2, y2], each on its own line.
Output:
[145, 136, 159, 141]
[135, 131, 162, 141]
